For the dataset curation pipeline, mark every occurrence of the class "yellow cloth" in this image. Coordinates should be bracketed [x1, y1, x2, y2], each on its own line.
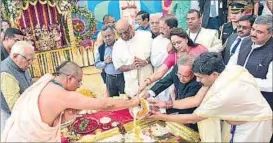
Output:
[194, 65, 272, 142]
[1, 74, 63, 142]
[1, 72, 20, 111]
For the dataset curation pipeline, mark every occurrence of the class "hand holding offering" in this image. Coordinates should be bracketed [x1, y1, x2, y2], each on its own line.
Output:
[147, 110, 165, 120]
[148, 99, 166, 108]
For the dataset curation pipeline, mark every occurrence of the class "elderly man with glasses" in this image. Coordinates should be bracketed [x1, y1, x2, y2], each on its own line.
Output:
[142, 54, 203, 131]
[95, 25, 125, 97]
[1, 61, 140, 142]
[0, 27, 24, 61]
[112, 19, 153, 97]
[1, 41, 35, 132]
[148, 52, 272, 142]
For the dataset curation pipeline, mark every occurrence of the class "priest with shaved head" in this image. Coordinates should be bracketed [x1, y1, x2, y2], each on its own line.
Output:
[1, 61, 140, 142]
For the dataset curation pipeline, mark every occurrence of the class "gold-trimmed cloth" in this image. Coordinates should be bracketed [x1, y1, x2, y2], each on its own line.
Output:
[194, 65, 272, 142]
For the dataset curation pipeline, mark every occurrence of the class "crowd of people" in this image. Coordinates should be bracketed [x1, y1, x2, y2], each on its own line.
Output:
[0, 0, 272, 142]
[93, 1, 272, 142]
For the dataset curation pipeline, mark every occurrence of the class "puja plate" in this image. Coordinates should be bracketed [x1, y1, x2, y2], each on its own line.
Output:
[72, 117, 99, 134]
[78, 120, 200, 142]
[61, 117, 76, 129]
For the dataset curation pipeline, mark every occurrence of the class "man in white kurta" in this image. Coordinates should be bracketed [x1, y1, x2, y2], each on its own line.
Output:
[150, 34, 172, 101]
[193, 65, 272, 142]
[113, 19, 153, 96]
[186, 10, 223, 52]
[148, 52, 272, 142]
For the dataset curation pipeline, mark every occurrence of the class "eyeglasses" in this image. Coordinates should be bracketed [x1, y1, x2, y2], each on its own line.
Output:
[71, 75, 82, 85]
[176, 73, 193, 79]
[60, 72, 82, 85]
[237, 25, 250, 30]
[117, 27, 130, 36]
[18, 54, 35, 63]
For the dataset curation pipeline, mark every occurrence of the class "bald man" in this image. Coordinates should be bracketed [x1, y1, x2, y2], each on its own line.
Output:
[112, 19, 153, 96]
[2, 61, 140, 142]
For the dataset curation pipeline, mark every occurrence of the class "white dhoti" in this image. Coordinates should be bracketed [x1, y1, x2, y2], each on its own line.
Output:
[1, 74, 62, 142]
[194, 65, 273, 142]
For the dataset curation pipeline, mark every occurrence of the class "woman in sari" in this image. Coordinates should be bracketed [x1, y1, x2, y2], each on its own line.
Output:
[139, 28, 207, 91]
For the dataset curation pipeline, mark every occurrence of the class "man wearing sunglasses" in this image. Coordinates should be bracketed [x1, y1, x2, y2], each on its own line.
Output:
[1, 41, 35, 132]
[1, 27, 24, 61]
[1, 61, 140, 142]
[222, 15, 256, 64]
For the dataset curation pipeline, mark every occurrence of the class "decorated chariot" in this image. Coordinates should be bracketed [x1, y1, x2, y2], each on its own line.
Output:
[1, 0, 96, 78]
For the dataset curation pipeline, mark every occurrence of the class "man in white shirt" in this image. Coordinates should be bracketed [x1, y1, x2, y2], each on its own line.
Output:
[149, 13, 162, 39]
[112, 19, 153, 96]
[228, 15, 273, 110]
[222, 15, 256, 64]
[150, 14, 178, 101]
[186, 9, 223, 52]
[151, 15, 177, 70]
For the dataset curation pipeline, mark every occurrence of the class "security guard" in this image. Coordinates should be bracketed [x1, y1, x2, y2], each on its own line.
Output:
[220, 2, 246, 44]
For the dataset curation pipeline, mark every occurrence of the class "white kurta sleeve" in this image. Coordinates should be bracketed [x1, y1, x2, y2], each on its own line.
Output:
[227, 51, 239, 66]
[112, 41, 123, 70]
[151, 39, 168, 68]
[207, 30, 223, 53]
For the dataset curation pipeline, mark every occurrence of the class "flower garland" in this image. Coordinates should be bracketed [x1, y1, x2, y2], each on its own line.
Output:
[71, 6, 96, 40]
[56, 0, 77, 18]
[6, 0, 22, 25]
[3, 0, 76, 23]
[66, 10, 77, 54]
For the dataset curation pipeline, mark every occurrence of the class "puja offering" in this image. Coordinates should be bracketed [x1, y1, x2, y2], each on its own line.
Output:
[72, 117, 98, 134]
[111, 121, 119, 128]
[100, 117, 112, 130]
[130, 98, 150, 120]
[79, 120, 200, 142]
[61, 109, 80, 128]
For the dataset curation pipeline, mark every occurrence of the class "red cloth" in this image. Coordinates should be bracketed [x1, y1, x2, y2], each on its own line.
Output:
[163, 45, 208, 69]
[81, 109, 133, 134]
[61, 109, 133, 142]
